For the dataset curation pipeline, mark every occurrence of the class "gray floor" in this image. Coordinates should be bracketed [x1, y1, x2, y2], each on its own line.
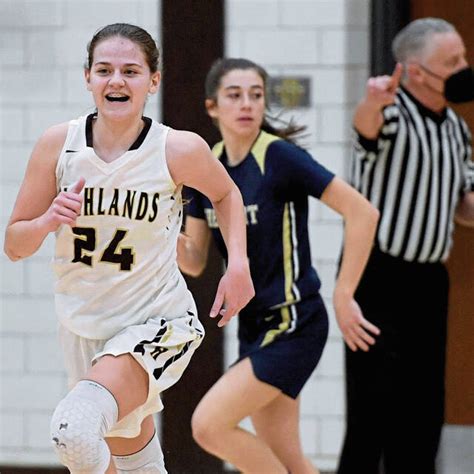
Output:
[438, 425, 474, 474]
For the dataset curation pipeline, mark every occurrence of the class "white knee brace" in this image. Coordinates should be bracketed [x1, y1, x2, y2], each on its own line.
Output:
[114, 430, 167, 473]
[51, 380, 119, 473]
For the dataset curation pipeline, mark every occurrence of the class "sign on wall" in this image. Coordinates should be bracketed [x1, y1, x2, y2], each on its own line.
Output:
[268, 77, 311, 108]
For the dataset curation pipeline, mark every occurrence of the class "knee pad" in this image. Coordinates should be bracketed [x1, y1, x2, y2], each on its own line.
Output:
[51, 380, 118, 473]
[114, 430, 167, 473]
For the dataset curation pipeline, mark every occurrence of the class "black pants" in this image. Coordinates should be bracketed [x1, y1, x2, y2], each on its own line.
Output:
[337, 247, 449, 474]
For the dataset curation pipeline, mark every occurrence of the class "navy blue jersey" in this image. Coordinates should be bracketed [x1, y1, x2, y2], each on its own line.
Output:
[186, 130, 335, 314]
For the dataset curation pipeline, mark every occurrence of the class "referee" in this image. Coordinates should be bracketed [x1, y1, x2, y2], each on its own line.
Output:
[337, 18, 474, 474]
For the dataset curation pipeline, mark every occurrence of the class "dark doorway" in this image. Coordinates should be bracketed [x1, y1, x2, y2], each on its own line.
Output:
[370, 0, 410, 75]
[161, 1, 226, 473]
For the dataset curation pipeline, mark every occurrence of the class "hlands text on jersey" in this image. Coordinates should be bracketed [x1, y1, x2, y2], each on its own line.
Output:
[66, 186, 161, 222]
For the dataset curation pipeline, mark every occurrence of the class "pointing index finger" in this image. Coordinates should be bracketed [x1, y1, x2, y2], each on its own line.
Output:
[391, 62, 403, 89]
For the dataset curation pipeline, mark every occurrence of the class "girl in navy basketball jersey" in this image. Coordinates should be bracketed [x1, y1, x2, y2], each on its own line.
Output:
[178, 58, 380, 474]
[4, 26, 253, 474]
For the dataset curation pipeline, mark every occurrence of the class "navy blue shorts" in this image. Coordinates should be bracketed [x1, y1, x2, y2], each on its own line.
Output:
[236, 294, 328, 399]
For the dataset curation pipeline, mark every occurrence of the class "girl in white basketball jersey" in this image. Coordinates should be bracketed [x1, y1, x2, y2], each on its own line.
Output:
[4, 24, 254, 474]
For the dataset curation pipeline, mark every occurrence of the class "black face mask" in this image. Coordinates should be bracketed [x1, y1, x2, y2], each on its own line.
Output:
[420, 64, 474, 103]
[444, 66, 474, 103]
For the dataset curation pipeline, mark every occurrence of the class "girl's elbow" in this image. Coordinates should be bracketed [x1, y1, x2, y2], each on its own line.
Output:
[4, 229, 21, 261]
[181, 263, 206, 278]
[179, 255, 207, 278]
[365, 205, 380, 234]
[4, 245, 22, 262]
[348, 201, 379, 230]
[348, 199, 379, 221]
[369, 205, 380, 224]
[4, 233, 28, 261]
[192, 255, 208, 277]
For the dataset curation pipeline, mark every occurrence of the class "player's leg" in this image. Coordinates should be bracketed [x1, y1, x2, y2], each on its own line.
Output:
[51, 353, 149, 473]
[192, 357, 288, 474]
[51, 328, 123, 473]
[99, 313, 203, 473]
[51, 313, 201, 473]
[251, 394, 319, 474]
[87, 353, 149, 420]
[110, 416, 166, 473]
[88, 354, 167, 472]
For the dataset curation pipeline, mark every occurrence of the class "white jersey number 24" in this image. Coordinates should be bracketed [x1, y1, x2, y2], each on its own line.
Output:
[72, 227, 135, 271]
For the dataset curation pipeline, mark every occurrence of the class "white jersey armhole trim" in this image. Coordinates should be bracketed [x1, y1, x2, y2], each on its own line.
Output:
[55, 117, 82, 192]
[160, 125, 179, 190]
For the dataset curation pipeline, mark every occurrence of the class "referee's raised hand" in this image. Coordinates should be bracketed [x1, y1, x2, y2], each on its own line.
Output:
[354, 63, 403, 139]
[366, 63, 403, 108]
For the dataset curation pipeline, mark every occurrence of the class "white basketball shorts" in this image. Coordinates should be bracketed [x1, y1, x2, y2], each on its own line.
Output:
[58, 309, 204, 439]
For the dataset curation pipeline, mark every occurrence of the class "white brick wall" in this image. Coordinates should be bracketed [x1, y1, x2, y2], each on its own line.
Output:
[0, 0, 160, 465]
[224, 0, 370, 470]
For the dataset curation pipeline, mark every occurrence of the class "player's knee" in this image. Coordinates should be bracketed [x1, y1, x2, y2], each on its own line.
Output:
[191, 405, 222, 449]
[50, 380, 118, 472]
[50, 395, 111, 472]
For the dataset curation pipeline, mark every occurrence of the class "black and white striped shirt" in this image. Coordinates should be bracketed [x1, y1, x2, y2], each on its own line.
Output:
[351, 87, 474, 263]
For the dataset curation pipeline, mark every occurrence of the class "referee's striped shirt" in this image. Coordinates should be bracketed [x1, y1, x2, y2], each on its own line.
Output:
[351, 87, 474, 263]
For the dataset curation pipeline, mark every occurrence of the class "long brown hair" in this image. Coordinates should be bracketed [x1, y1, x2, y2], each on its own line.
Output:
[205, 58, 306, 143]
